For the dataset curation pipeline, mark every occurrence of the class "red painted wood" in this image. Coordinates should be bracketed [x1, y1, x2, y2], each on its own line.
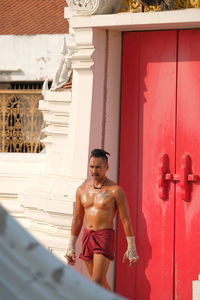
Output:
[175, 29, 200, 300]
[159, 153, 172, 200]
[115, 31, 140, 299]
[116, 31, 177, 300]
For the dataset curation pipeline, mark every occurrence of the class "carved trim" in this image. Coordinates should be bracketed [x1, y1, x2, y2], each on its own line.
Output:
[50, 38, 73, 91]
[66, 0, 121, 15]
[70, 27, 95, 70]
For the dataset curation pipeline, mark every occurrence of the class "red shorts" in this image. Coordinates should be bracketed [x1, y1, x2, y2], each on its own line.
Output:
[79, 228, 115, 261]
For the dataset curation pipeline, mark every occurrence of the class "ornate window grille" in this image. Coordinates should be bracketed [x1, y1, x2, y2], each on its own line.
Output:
[119, 0, 200, 12]
[0, 82, 48, 153]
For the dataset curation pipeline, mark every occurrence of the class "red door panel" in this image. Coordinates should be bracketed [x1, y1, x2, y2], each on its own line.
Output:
[116, 31, 177, 300]
[115, 31, 140, 299]
[175, 29, 200, 300]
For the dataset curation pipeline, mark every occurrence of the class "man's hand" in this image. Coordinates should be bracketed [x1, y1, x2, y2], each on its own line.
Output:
[64, 235, 77, 265]
[64, 248, 76, 265]
[123, 236, 139, 266]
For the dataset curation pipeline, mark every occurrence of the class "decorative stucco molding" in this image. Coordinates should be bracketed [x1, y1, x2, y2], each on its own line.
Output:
[42, 37, 75, 95]
[70, 27, 95, 70]
[66, 0, 121, 15]
[50, 38, 73, 91]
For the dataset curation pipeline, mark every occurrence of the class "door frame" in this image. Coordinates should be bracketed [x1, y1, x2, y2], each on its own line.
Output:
[67, 9, 200, 291]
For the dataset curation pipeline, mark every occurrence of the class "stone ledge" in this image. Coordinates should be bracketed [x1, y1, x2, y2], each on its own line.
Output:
[41, 90, 72, 102]
[67, 8, 200, 31]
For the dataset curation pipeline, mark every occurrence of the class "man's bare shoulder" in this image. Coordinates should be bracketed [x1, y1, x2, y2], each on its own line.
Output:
[77, 180, 91, 192]
[107, 179, 124, 193]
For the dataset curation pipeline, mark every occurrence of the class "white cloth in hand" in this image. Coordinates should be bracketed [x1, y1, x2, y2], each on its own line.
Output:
[64, 235, 77, 265]
[123, 236, 139, 266]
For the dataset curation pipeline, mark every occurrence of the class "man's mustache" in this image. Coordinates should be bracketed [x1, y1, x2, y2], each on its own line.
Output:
[92, 173, 99, 176]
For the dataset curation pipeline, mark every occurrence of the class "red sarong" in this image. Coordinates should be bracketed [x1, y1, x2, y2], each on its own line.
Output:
[79, 228, 115, 261]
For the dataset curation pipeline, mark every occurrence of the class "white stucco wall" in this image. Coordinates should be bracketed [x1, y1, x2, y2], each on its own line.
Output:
[0, 34, 72, 82]
[0, 152, 45, 229]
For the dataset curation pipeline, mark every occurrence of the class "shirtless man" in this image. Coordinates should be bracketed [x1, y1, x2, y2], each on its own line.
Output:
[64, 149, 139, 290]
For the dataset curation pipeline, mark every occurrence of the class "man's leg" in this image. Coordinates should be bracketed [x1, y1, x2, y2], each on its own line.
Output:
[85, 259, 93, 277]
[92, 253, 111, 290]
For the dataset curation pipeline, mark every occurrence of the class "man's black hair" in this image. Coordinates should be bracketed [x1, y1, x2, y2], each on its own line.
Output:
[90, 149, 110, 161]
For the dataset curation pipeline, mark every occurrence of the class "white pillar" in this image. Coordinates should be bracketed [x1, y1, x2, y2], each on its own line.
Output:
[67, 27, 95, 178]
[193, 275, 200, 300]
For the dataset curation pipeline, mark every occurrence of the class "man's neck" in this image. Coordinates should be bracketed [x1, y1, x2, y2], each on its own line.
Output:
[93, 177, 107, 189]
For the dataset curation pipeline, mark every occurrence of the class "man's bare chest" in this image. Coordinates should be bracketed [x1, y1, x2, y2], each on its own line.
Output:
[81, 189, 115, 209]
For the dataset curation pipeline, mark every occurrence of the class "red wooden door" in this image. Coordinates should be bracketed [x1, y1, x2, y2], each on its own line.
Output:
[175, 29, 200, 300]
[116, 29, 200, 300]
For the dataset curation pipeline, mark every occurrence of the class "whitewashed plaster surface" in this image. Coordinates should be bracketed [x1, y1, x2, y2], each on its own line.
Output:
[0, 152, 45, 227]
[0, 34, 72, 81]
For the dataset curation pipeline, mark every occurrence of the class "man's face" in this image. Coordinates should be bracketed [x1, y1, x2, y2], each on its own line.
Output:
[89, 156, 108, 179]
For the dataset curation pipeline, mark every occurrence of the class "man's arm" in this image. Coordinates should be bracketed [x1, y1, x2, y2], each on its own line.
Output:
[115, 186, 139, 266]
[64, 186, 85, 265]
[71, 186, 85, 236]
[115, 187, 133, 236]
